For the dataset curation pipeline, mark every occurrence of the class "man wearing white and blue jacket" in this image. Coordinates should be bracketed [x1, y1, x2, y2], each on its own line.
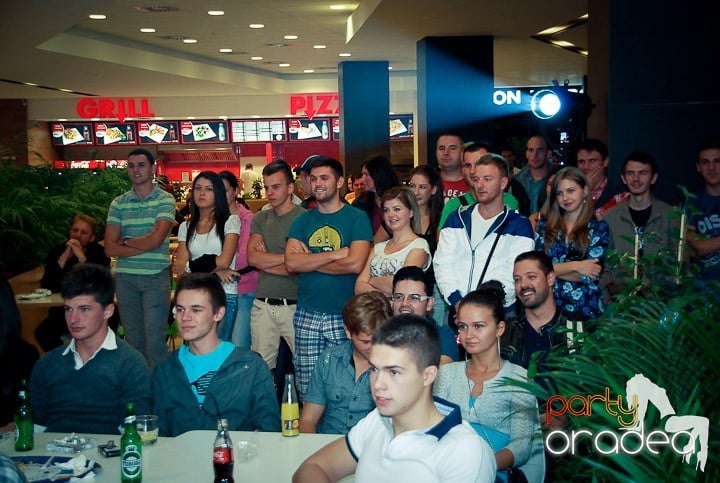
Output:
[434, 153, 535, 316]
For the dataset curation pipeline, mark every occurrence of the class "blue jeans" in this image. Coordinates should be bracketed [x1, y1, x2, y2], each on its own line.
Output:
[115, 268, 171, 369]
[231, 293, 255, 349]
[218, 292, 238, 342]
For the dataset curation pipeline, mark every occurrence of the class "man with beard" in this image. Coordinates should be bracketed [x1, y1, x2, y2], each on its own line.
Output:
[285, 156, 373, 400]
[502, 251, 580, 370]
[602, 152, 680, 295]
[439, 142, 521, 228]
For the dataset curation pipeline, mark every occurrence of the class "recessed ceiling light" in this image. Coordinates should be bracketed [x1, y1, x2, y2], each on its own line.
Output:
[58, 118, 68, 122]
[329, 4, 355, 10]
[183, 38, 198, 44]
[313, 44, 326, 49]
[284, 35, 298, 40]
[140, 28, 156, 33]
[23, 82, 38, 86]
[250, 56, 263, 61]
[251, 115, 261, 118]
[339, 52, 351, 57]
[219, 48, 233, 53]
[388, 66, 393, 70]
[389, 112, 395, 115]
[207, 10, 225, 16]
[187, 116, 196, 120]
[249, 23, 265, 29]
[155, 117, 164, 120]
[304, 69, 315, 73]
[219, 116, 227, 120]
[278, 63, 290, 67]
[89, 14, 106, 20]
[59, 88, 73, 93]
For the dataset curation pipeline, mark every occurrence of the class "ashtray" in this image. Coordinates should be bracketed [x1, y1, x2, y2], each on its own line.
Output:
[46, 434, 98, 454]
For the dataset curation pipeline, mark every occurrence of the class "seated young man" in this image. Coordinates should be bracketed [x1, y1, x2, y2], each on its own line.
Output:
[293, 314, 496, 483]
[29, 264, 151, 434]
[391, 266, 459, 364]
[152, 273, 280, 436]
[300, 291, 392, 434]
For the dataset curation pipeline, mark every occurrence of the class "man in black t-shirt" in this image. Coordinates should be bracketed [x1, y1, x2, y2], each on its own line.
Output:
[602, 152, 680, 296]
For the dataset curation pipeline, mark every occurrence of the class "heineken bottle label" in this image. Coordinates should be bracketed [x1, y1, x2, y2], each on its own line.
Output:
[121, 444, 142, 477]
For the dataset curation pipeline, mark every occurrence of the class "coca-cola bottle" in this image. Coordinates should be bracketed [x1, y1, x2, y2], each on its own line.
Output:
[213, 418, 234, 483]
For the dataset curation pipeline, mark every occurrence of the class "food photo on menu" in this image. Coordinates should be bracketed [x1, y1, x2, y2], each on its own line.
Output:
[56, 126, 87, 145]
[147, 123, 168, 143]
[192, 123, 216, 141]
[102, 127, 126, 144]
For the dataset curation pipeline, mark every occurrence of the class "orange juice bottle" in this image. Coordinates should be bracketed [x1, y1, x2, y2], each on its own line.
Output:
[281, 374, 299, 436]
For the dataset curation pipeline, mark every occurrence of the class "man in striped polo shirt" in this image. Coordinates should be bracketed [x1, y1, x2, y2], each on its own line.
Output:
[105, 148, 176, 368]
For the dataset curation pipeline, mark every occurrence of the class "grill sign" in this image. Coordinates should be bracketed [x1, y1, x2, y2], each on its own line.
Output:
[77, 98, 155, 123]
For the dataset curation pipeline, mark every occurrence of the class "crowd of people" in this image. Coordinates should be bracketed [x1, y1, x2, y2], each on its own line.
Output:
[2, 136, 718, 482]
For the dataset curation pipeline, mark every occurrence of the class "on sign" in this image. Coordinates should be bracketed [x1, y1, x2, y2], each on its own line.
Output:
[492, 90, 522, 105]
[289, 93, 339, 118]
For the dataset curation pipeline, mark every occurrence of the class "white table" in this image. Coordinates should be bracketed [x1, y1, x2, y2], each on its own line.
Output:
[2, 430, 350, 482]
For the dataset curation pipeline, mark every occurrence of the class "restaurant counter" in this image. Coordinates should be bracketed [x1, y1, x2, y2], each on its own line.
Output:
[2, 430, 352, 482]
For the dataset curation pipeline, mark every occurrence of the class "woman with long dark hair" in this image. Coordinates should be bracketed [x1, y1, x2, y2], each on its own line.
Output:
[408, 164, 448, 323]
[534, 167, 609, 321]
[434, 281, 543, 482]
[0, 277, 39, 431]
[352, 155, 400, 242]
[174, 171, 240, 339]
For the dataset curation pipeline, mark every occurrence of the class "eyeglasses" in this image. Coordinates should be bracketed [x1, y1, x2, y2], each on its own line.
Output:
[391, 293, 430, 303]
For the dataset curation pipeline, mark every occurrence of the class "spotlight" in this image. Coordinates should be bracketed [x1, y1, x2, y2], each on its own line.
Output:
[531, 89, 561, 119]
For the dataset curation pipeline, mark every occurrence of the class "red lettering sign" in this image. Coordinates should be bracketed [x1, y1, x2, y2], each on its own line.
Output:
[289, 93, 339, 118]
[76, 98, 155, 122]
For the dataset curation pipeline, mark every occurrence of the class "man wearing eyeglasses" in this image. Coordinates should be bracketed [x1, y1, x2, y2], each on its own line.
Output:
[391, 266, 458, 365]
[152, 273, 279, 436]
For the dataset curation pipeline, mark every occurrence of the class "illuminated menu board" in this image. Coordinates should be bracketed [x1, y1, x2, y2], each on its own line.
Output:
[179, 121, 228, 144]
[51, 122, 94, 146]
[137, 121, 180, 145]
[230, 119, 287, 142]
[389, 115, 414, 139]
[288, 118, 331, 141]
[93, 122, 137, 146]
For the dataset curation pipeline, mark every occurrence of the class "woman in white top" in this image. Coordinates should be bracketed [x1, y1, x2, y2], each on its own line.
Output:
[174, 171, 240, 338]
[355, 186, 431, 296]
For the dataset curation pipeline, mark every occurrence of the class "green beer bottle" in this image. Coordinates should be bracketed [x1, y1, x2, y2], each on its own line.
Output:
[14, 379, 34, 451]
[120, 402, 142, 482]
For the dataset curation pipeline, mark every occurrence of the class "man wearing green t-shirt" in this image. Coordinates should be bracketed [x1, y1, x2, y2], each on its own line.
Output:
[439, 142, 519, 229]
[105, 148, 176, 369]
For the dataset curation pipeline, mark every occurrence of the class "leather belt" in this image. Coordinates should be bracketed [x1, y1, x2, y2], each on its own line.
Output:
[261, 297, 297, 306]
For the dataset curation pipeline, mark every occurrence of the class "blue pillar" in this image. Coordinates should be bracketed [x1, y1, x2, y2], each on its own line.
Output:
[417, 36, 494, 168]
[338, 61, 390, 175]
